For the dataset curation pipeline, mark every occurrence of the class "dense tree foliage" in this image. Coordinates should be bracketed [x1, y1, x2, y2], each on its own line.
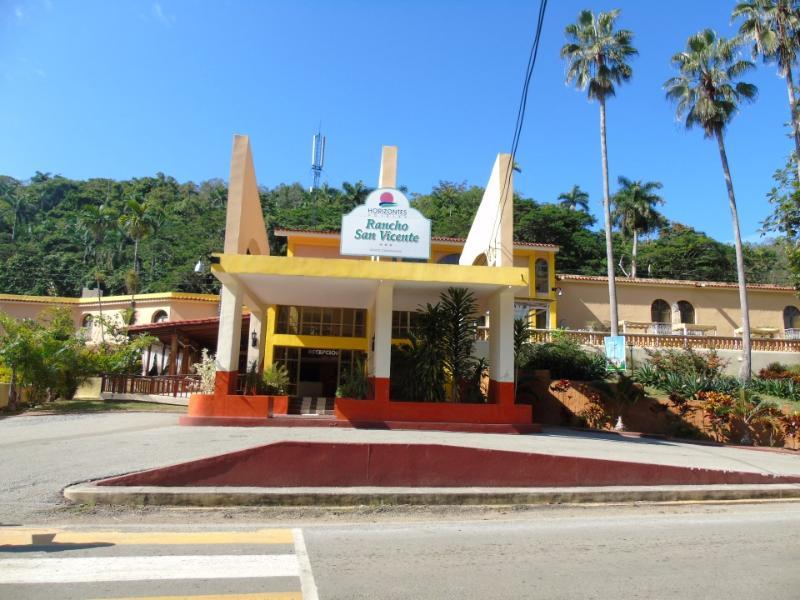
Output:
[0, 172, 790, 298]
[0, 307, 154, 407]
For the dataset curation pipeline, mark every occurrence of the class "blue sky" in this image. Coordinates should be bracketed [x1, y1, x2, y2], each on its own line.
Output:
[1, 0, 793, 243]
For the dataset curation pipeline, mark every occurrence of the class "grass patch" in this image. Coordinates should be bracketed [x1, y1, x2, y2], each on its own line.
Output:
[22, 399, 186, 414]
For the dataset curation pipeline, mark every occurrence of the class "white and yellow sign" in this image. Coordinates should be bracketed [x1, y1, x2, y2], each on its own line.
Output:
[340, 188, 431, 259]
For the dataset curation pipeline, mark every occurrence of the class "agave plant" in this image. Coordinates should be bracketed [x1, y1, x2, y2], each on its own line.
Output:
[632, 363, 661, 388]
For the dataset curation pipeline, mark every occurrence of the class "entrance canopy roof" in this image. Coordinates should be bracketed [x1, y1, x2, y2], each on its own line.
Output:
[211, 254, 529, 311]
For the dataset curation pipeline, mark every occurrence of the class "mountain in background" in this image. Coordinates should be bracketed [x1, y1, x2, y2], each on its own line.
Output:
[0, 173, 790, 298]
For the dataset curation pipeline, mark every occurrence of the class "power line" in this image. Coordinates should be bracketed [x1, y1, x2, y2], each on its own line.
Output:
[487, 0, 549, 261]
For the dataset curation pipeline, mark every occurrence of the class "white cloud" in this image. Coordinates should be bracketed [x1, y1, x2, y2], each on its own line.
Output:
[35, 68, 46, 78]
[14, 6, 24, 19]
[152, 2, 175, 25]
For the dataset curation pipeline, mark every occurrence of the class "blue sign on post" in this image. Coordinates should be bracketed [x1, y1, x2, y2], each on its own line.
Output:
[604, 335, 626, 372]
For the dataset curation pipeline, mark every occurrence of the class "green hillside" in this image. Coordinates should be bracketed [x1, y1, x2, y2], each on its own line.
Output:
[0, 173, 789, 298]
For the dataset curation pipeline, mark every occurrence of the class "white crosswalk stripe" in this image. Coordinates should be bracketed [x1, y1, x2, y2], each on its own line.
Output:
[0, 554, 300, 584]
[0, 527, 315, 599]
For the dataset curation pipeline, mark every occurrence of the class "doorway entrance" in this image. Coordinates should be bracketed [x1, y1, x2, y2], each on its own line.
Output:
[273, 346, 366, 397]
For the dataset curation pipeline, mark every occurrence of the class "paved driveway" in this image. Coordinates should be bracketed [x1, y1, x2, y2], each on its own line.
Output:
[1, 411, 799, 522]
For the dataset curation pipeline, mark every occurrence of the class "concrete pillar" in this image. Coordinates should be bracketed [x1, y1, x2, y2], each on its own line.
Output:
[181, 342, 190, 375]
[214, 283, 244, 396]
[168, 333, 178, 376]
[488, 287, 515, 407]
[378, 146, 397, 188]
[368, 282, 394, 402]
[143, 344, 152, 376]
[246, 309, 266, 374]
[264, 305, 277, 367]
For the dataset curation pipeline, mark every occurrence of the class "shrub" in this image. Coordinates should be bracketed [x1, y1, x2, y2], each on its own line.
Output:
[633, 349, 738, 401]
[191, 349, 216, 394]
[261, 363, 290, 395]
[699, 390, 783, 446]
[782, 412, 800, 440]
[521, 338, 608, 381]
[390, 288, 482, 403]
[576, 388, 612, 429]
[635, 369, 738, 401]
[577, 402, 612, 430]
[748, 376, 799, 401]
[647, 348, 727, 379]
[632, 362, 660, 388]
[336, 357, 368, 400]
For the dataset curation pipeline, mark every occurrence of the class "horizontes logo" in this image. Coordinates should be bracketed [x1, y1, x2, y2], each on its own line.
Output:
[378, 191, 396, 207]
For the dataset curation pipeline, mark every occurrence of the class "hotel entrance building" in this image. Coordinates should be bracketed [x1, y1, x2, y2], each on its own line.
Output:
[188, 135, 557, 427]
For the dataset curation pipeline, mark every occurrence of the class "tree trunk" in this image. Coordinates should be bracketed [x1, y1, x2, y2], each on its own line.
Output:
[599, 98, 619, 336]
[784, 64, 800, 182]
[631, 228, 638, 279]
[95, 275, 105, 344]
[716, 129, 752, 381]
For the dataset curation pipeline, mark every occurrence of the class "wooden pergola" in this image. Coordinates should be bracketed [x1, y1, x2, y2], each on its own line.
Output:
[127, 315, 249, 376]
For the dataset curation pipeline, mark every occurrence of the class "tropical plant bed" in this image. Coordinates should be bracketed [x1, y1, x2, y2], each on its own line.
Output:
[522, 374, 799, 450]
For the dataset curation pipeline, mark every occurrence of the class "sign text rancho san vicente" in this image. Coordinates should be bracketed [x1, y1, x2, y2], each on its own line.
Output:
[340, 188, 431, 259]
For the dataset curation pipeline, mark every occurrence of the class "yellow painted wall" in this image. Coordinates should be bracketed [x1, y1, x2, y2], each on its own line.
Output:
[168, 300, 220, 321]
[557, 279, 800, 336]
[0, 384, 31, 408]
[72, 377, 102, 400]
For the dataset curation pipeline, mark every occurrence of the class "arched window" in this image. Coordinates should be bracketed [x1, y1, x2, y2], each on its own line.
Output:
[472, 253, 488, 266]
[437, 253, 460, 265]
[783, 306, 800, 330]
[651, 299, 670, 323]
[81, 314, 93, 329]
[535, 259, 549, 294]
[151, 310, 168, 323]
[677, 300, 695, 324]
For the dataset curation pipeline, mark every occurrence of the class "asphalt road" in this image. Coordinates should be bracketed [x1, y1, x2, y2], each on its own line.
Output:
[2, 412, 800, 598]
[2, 503, 799, 599]
[3, 411, 800, 524]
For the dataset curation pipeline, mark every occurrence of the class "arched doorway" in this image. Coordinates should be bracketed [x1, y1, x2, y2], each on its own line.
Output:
[784, 306, 800, 338]
[677, 300, 695, 324]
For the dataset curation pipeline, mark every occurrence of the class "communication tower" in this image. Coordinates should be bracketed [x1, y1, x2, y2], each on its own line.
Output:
[310, 129, 326, 191]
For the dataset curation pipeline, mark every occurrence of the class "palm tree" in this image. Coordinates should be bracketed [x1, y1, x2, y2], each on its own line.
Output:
[79, 202, 117, 343]
[612, 177, 666, 278]
[118, 198, 154, 319]
[341, 181, 371, 210]
[664, 29, 758, 381]
[733, 0, 800, 180]
[118, 198, 154, 276]
[1, 186, 32, 242]
[558, 185, 590, 211]
[561, 9, 638, 338]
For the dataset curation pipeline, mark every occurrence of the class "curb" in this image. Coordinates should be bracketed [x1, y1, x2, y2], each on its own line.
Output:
[64, 483, 800, 507]
[547, 425, 800, 455]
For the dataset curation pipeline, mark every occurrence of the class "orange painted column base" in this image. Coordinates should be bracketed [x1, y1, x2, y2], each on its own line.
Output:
[214, 370, 238, 396]
[187, 393, 288, 418]
[369, 377, 391, 402]
[489, 380, 515, 407]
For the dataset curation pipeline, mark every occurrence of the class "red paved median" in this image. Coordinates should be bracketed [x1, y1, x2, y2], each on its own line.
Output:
[96, 442, 800, 488]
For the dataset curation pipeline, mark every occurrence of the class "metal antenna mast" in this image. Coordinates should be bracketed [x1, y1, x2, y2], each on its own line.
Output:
[310, 127, 326, 191]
